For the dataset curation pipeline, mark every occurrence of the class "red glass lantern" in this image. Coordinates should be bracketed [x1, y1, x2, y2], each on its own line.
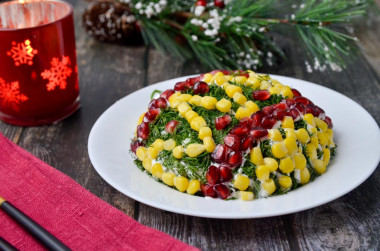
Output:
[0, 0, 80, 126]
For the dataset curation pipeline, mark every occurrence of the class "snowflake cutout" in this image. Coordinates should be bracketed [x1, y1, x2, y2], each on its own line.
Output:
[41, 56, 72, 91]
[0, 78, 29, 111]
[7, 40, 38, 66]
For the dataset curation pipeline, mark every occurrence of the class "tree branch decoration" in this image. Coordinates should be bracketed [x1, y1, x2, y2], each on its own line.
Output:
[82, 0, 374, 72]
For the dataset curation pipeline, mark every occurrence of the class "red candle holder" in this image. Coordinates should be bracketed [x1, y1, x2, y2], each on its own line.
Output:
[0, 0, 80, 126]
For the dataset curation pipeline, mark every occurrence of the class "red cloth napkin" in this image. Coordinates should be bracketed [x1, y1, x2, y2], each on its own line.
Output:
[0, 133, 198, 251]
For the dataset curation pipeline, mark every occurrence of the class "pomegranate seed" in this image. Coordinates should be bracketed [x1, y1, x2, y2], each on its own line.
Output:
[193, 81, 210, 94]
[214, 184, 230, 199]
[219, 165, 233, 182]
[240, 137, 252, 151]
[294, 96, 311, 106]
[261, 116, 277, 129]
[291, 88, 302, 97]
[252, 90, 270, 101]
[273, 102, 287, 111]
[160, 89, 175, 100]
[211, 144, 228, 163]
[214, 0, 225, 8]
[286, 99, 296, 107]
[215, 115, 231, 130]
[272, 108, 286, 120]
[250, 126, 268, 139]
[224, 134, 241, 151]
[201, 184, 217, 198]
[293, 102, 306, 115]
[239, 117, 253, 129]
[195, 0, 207, 6]
[186, 76, 202, 86]
[251, 111, 264, 127]
[137, 122, 150, 139]
[206, 165, 220, 185]
[174, 81, 191, 92]
[313, 106, 325, 117]
[148, 99, 157, 110]
[227, 150, 243, 168]
[262, 105, 274, 115]
[165, 120, 179, 133]
[324, 116, 333, 128]
[209, 69, 222, 75]
[305, 105, 314, 115]
[287, 108, 300, 120]
[148, 98, 167, 110]
[130, 139, 144, 153]
[144, 108, 160, 122]
[230, 125, 249, 137]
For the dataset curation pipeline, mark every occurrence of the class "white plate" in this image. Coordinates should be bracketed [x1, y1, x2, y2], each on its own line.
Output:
[88, 75, 380, 219]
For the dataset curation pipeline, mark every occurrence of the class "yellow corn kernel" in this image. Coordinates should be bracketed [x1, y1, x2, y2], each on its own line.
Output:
[173, 146, 185, 159]
[284, 136, 298, 155]
[310, 135, 319, 148]
[142, 157, 152, 172]
[247, 70, 257, 77]
[148, 147, 159, 159]
[185, 110, 198, 123]
[168, 92, 181, 103]
[326, 128, 333, 137]
[152, 139, 164, 151]
[269, 86, 281, 95]
[317, 131, 329, 146]
[136, 147, 148, 161]
[309, 126, 317, 135]
[264, 157, 278, 171]
[315, 117, 328, 132]
[199, 126, 212, 140]
[203, 73, 213, 83]
[278, 176, 292, 189]
[222, 83, 231, 90]
[225, 75, 234, 81]
[296, 128, 310, 144]
[281, 86, 294, 99]
[162, 172, 175, 186]
[303, 113, 316, 127]
[233, 175, 250, 191]
[216, 98, 232, 113]
[203, 137, 216, 152]
[170, 98, 182, 108]
[233, 76, 247, 85]
[163, 139, 176, 150]
[214, 71, 224, 77]
[187, 180, 201, 195]
[190, 116, 207, 131]
[293, 152, 307, 170]
[239, 191, 254, 201]
[273, 81, 284, 89]
[246, 77, 261, 89]
[279, 156, 295, 173]
[201, 96, 218, 110]
[268, 129, 283, 141]
[244, 100, 260, 114]
[312, 159, 326, 174]
[262, 179, 276, 195]
[189, 95, 202, 106]
[180, 94, 192, 102]
[282, 116, 294, 129]
[271, 142, 288, 159]
[250, 146, 264, 165]
[186, 143, 205, 157]
[260, 80, 271, 90]
[225, 84, 242, 98]
[233, 92, 247, 105]
[256, 165, 270, 181]
[137, 112, 145, 125]
[285, 128, 297, 138]
[300, 167, 310, 184]
[214, 75, 227, 86]
[306, 143, 317, 160]
[178, 102, 191, 116]
[323, 148, 331, 166]
[174, 176, 189, 192]
[151, 163, 164, 179]
[235, 107, 251, 120]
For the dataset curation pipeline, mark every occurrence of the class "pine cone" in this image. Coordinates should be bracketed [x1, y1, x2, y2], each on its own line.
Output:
[82, 1, 142, 44]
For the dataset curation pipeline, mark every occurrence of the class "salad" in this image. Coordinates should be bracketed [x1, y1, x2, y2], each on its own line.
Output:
[130, 70, 336, 201]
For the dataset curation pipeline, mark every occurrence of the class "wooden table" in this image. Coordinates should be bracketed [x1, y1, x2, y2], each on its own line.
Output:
[2, 1, 380, 250]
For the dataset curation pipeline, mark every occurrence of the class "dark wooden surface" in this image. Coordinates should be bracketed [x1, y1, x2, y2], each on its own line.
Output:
[1, 1, 380, 250]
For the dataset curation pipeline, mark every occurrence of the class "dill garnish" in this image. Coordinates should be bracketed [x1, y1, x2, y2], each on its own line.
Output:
[294, 119, 308, 131]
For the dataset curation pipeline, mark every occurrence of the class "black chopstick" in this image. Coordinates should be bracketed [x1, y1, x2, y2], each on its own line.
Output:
[0, 236, 18, 251]
[0, 196, 71, 251]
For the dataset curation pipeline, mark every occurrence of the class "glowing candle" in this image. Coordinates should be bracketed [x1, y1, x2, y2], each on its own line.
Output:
[0, 0, 80, 126]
